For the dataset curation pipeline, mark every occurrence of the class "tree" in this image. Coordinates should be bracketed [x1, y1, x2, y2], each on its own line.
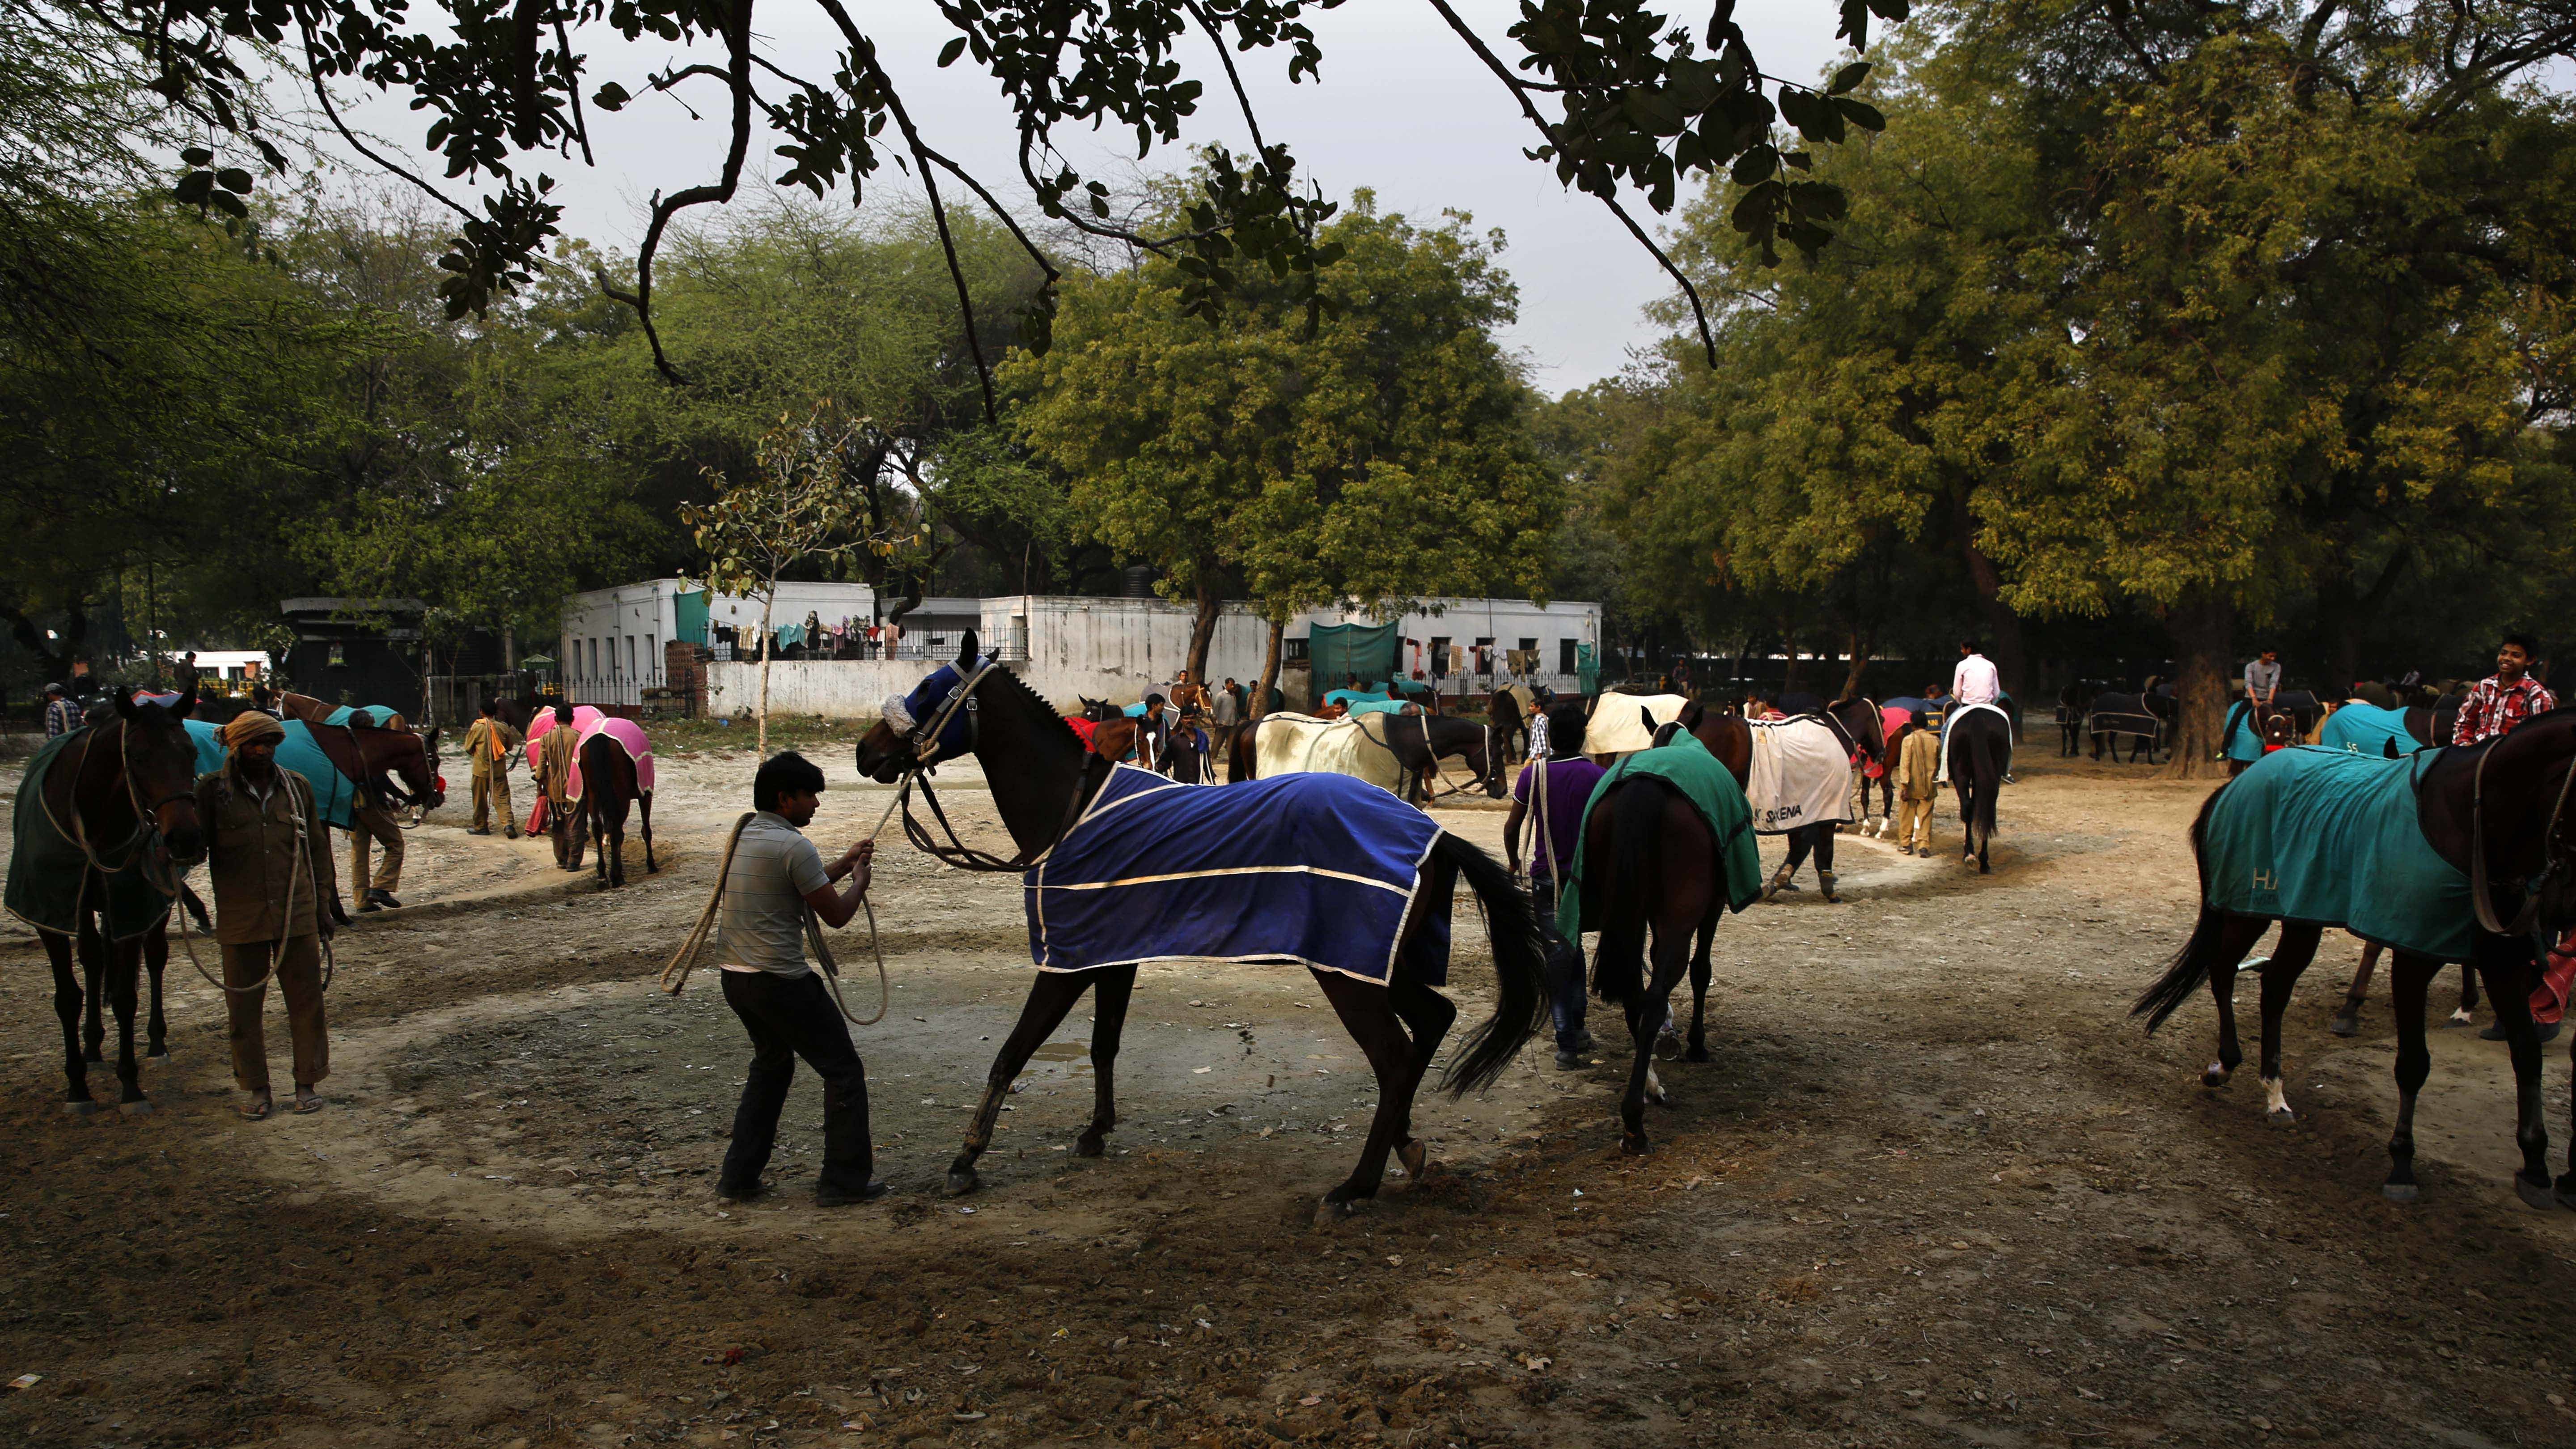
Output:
[685, 404, 904, 755]
[82, 0, 1910, 393]
[1010, 192, 1556, 706]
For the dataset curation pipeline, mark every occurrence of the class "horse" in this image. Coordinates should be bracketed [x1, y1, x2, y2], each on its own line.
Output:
[854, 637, 1548, 1220]
[1578, 757, 1731, 1154]
[304, 719, 446, 816]
[1384, 714, 1506, 803]
[1945, 704, 2013, 872]
[1487, 686, 1534, 766]
[1755, 696, 1890, 903]
[566, 723, 657, 888]
[1239, 711, 1504, 804]
[6, 684, 209, 1113]
[2224, 697, 2303, 777]
[2087, 687, 2171, 763]
[2131, 718, 2576, 1208]
[2055, 683, 2093, 756]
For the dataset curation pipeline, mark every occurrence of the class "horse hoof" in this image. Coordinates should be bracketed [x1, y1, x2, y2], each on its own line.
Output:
[1684, 1045, 1712, 1064]
[2267, 1107, 2295, 1126]
[945, 1168, 982, 1197]
[2326, 1011, 2359, 1038]
[146, 1051, 172, 1064]
[1074, 1135, 1106, 1159]
[1397, 1139, 1428, 1182]
[2199, 1065, 2231, 1089]
[2515, 1174, 2556, 1211]
[83, 1050, 104, 1064]
[2382, 1181, 2418, 1203]
[119, 1099, 154, 1117]
[63, 1100, 99, 1117]
[1620, 1134, 1651, 1157]
[2556, 1174, 2576, 1210]
[1312, 1197, 1355, 1230]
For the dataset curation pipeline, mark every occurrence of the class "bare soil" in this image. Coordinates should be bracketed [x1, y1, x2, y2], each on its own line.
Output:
[4, 734, 2575, 1449]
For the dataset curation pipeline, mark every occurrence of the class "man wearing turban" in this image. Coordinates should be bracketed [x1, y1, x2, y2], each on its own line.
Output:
[535, 702, 582, 869]
[199, 710, 339, 1120]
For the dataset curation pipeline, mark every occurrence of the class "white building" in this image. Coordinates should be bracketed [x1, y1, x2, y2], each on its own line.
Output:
[555, 579, 995, 706]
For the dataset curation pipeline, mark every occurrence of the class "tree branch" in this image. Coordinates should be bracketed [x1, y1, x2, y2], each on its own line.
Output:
[612, 0, 762, 383]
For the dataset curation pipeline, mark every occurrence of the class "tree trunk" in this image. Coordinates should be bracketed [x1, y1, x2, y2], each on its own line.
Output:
[503, 624, 518, 671]
[1254, 619, 1284, 722]
[1953, 496, 2027, 703]
[2161, 593, 2233, 780]
[1839, 627, 1873, 701]
[757, 590, 775, 758]
[1186, 582, 1222, 685]
[1779, 626, 1804, 697]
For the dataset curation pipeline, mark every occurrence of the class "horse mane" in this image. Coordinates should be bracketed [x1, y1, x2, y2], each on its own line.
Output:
[977, 661, 1085, 748]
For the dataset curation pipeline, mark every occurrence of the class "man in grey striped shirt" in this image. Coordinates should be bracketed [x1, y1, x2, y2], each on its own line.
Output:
[716, 751, 886, 1206]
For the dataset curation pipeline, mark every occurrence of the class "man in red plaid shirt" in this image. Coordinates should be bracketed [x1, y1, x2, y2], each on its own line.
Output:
[2452, 633, 2555, 745]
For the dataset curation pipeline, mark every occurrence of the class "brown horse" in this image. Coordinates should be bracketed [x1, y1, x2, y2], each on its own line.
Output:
[568, 731, 655, 887]
[18, 686, 209, 1113]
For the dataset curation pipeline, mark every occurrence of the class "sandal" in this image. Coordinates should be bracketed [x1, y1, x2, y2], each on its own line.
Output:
[292, 1094, 325, 1114]
[239, 1099, 273, 1122]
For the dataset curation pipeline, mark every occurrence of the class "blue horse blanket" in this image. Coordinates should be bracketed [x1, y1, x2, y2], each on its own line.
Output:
[1026, 765, 1447, 984]
[185, 719, 360, 829]
[2222, 701, 2268, 763]
[2203, 746, 2472, 961]
[2318, 702, 2415, 758]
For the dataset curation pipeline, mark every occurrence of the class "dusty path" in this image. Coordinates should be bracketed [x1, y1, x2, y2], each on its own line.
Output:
[3, 734, 2574, 1449]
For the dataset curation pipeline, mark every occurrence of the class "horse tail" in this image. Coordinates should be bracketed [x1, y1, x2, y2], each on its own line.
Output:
[2131, 788, 2227, 1032]
[1434, 831, 1550, 1096]
[1588, 778, 1661, 1010]
[1970, 716, 2006, 854]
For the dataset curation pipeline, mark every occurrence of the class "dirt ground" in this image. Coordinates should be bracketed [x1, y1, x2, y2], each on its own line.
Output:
[4, 725, 2576, 1449]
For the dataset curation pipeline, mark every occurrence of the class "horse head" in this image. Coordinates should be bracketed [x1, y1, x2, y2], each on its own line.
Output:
[857, 630, 983, 782]
[366, 725, 446, 812]
[109, 683, 207, 865]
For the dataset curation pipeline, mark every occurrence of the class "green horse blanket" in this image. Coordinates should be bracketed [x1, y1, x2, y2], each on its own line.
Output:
[2203, 745, 2474, 962]
[4, 730, 176, 941]
[1558, 735, 1764, 939]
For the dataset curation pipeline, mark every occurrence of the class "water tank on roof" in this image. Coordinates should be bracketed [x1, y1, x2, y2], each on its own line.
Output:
[1121, 565, 1158, 599]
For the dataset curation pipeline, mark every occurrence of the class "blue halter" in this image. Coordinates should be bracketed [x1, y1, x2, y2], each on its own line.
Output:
[887, 660, 987, 763]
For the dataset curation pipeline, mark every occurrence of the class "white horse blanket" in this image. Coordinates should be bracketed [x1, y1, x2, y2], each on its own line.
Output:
[1250, 712, 1407, 794]
[1936, 701, 2012, 786]
[1745, 717, 1853, 833]
[1581, 693, 1696, 758]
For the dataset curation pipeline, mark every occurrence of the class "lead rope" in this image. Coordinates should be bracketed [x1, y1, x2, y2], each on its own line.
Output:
[172, 768, 335, 996]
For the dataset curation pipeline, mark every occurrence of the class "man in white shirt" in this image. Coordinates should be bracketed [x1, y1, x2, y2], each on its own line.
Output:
[1953, 641, 2001, 706]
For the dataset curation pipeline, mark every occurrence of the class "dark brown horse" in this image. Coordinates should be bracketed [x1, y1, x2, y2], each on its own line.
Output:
[1487, 687, 1530, 765]
[20, 687, 208, 1113]
[568, 731, 655, 887]
[2134, 712, 2576, 1208]
[854, 637, 1546, 1220]
[305, 719, 446, 815]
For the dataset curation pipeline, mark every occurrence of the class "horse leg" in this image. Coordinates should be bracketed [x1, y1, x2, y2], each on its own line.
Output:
[948, 970, 1096, 1195]
[143, 920, 170, 1062]
[1385, 973, 1458, 1184]
[1683, 913, 1716, 1064]
[640, 791, 657, 874]
[1077, 966, 1139, 1157]
[80, 911, 106, 1063]
[107, 936, 149, 1112]
[2254, 924, 2322, 1122]
[45, 932, 93, 1113]
[2453, 961, 2479, 1025]
[608, 806, 627, 889]
[2382, 952, 2440, 1201]
[2197, 914, 2272, 1088]
[2331, 941, 2381, 1037]
[1313, 971, 1420, 1219]
[2471, 935, 2555, 1208]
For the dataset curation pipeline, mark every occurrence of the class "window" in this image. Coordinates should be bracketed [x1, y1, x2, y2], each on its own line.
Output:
[1429, 636, 1450, 673]
[1518, 637, 1538, 654]
[1284, 636, 1309, 664]
[626, 635, 638, 678]
[326, 642, 346, 669]
[587, 638, 599, 678]
[1560, 638, 1579, 674]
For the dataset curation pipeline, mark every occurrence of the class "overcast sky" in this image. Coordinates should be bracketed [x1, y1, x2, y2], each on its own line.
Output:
[324, 1, 1852, 396]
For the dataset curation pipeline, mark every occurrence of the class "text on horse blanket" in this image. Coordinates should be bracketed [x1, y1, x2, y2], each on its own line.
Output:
[2204, 746, 2473, 962]
[1557, 735, 1763, 940]
[1746, 717, 1853, 832]
[185, 718, 358, 829]
[4, 730, 175, 941]
[1026, 765, 1446, 984]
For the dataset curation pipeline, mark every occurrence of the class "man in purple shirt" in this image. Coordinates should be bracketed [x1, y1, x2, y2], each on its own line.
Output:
[1504, 711, 1607, 1070]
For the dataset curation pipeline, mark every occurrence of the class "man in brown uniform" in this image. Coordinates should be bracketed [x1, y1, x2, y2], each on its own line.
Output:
[347, 785, 406, 912]
[196, 712, 338, 1121]
[535, 703, 582, 869]
[462, 699, 523, 837]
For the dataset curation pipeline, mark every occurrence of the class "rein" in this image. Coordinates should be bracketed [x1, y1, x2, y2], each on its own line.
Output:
[2467, 730, 2576, 937]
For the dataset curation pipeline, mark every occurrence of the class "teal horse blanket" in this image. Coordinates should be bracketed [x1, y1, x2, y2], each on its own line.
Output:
[4, 731, 175, 941]
[1558, 735, 1764, 940]
[2318, 702, 2415, 757]
[184, 719, 360, 829]
[2203, 746, 2472, 961]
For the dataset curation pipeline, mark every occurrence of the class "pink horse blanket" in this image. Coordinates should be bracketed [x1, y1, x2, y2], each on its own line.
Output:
[559, 715, 655, 800]
[524, 704, 605, 754]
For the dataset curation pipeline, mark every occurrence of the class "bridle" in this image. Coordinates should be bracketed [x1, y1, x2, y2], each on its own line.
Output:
[2467, 721, 2576, 937]
[38, 717, 199, 879]
[877, 659, 1098, 873]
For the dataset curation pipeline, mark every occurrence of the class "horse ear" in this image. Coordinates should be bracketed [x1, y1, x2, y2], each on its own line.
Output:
[113, 689, 140, 720]
[957, 629, 979, 665]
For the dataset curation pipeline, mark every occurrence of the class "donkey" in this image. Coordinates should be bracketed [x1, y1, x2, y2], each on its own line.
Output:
[855, 636, 1547, 1221]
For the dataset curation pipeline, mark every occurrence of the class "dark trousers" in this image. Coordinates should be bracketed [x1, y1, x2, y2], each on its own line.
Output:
[719, 970, 873, 1192]
[1530, 877, 1588, 1049]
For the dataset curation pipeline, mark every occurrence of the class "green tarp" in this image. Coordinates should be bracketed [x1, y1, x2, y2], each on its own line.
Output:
[675, 584, 710, 648]
[1308, 622, 1399, 688]
[2204, 746, 2474, 961]
[1556, 733, 1764, 940]
[4, 730, 177, 941]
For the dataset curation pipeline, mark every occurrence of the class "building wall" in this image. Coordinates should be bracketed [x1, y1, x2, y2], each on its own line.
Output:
[558, 579, 884, 701]
[705, 658, 934, 718]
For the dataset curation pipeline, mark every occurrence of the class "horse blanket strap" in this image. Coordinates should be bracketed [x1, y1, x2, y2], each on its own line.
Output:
[2318, 702, 2415, 757]
[2208, 747, 2476, 961]
[1027, 765, 1446, 984]
[1745, 717, 1854, 833]
[1937, 701, 2015, 786]
[1555, 735, 1762, 941]
[561, 717, 656, 801]
[185, 718, 360, 830]
[1577, 694, 1695, 758]
[4, 730, 175, 942]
